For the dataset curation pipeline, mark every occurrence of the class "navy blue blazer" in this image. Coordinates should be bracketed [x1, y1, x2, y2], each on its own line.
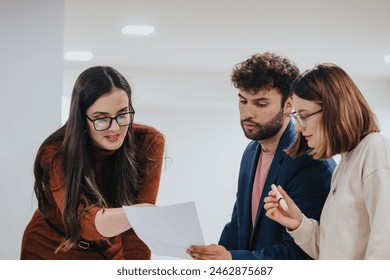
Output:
[219, 122, 336, 259]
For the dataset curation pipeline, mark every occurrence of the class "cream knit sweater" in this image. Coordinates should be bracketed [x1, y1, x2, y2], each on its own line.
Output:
[289, 133, 390, 259]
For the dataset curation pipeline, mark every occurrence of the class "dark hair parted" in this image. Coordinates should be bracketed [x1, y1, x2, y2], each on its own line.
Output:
[287, 63, 380, 160]
[34, 66, 140, 252]
[231, 52, 300, 105]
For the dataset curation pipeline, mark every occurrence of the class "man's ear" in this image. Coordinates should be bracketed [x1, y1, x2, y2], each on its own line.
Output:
[283, 97, 293, 116]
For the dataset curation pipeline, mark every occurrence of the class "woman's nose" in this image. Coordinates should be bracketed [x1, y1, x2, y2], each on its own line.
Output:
[108, 119, 121, 131]
[294, 122, 305, 132]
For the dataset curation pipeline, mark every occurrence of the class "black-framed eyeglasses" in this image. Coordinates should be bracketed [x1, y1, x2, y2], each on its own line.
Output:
[289, 109, 322, 128]
[86, 110, 135, 131]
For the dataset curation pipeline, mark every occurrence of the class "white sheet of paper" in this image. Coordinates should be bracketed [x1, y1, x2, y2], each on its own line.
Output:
[122, 201, 205, 259]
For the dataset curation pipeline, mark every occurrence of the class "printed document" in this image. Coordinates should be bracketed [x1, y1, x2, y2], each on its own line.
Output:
[122, 201, 205, 259]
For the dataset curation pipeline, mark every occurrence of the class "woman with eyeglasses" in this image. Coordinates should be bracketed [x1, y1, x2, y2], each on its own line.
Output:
[264, 63, 390, 259]
[21, 66, 165, 259]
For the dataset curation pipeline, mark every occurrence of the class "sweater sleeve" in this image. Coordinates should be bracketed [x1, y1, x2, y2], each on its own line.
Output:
[42, 144, 107, 241]
[363, 167, 390, 259]
[287, 215, 321, 259]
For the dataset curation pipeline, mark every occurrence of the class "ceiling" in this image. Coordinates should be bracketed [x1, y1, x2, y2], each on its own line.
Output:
[64, 0, 390, 78]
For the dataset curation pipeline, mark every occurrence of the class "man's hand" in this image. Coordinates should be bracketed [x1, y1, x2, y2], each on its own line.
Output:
[187, 244, 232, 260]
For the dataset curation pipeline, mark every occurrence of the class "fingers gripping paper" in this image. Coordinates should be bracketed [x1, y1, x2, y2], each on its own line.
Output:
[122, 201, 205, 259]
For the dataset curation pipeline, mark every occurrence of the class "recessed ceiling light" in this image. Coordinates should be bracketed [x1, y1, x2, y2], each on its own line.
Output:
[64, 51, 93, 61]
[384, 55, 390, 63]
[121, 25, 155, 35]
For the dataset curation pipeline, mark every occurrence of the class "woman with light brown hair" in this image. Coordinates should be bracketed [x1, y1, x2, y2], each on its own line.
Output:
[264, 63, 390, 259]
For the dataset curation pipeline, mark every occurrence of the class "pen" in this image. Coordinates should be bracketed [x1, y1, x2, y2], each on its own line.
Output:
[271, 184, 288, 211]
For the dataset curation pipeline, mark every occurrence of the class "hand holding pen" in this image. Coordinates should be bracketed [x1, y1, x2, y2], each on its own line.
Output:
[264, 184, 303, 231]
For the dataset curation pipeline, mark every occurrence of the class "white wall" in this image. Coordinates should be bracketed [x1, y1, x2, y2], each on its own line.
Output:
[0, 0, 64, 259]
[354, 77, 390, 135]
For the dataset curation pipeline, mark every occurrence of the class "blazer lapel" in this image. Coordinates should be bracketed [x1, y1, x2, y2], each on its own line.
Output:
[240, 142, 261, 246]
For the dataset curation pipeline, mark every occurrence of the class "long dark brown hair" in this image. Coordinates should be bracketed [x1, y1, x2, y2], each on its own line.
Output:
[287, 63, 380, 160]
[34, 66, 140, 251]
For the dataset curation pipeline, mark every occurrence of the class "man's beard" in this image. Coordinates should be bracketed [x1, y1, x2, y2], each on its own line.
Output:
[241, 109, 285, 141]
